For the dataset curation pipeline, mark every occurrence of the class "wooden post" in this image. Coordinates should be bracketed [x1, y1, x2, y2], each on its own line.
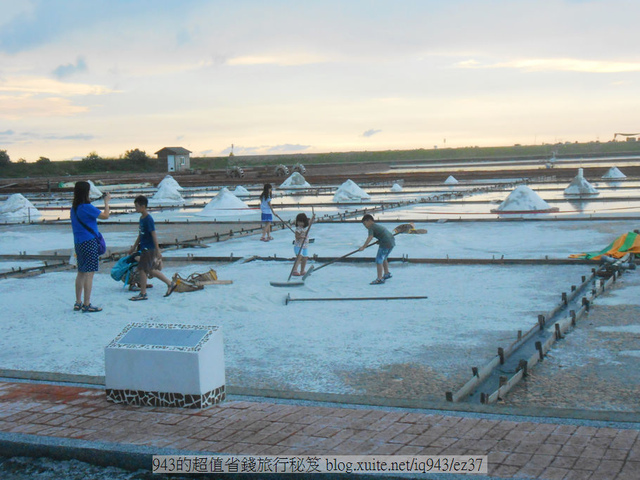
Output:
[570, 310, 576, 326]
[518, 359, 528, 377]
[561, 292, 567, 305]
[445, 392, 453, 402]
[498, 347, 505, 365]
[555, 323, 562, 340]
[582, 297, 590, 312]
[571, 285, 576, 292]
[472, 367, 479, 377]
[538, 315, 545, 330]
[536, 341, 543, 360]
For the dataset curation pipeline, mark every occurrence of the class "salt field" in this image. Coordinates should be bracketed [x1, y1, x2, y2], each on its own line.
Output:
[1, 169, 640, 410]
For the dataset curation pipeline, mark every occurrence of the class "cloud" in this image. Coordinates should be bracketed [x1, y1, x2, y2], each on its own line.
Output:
[0, 130, 95, 145]
[0, 76, 115, 96]
[220, 144, 311, 155]
[0, 94, 89, 118]
[362, 129, 382, 138]
[52, 57, 87, 79]
[267, 144, 311, 153]
[227, 53, 329, 67]
[455, 57, 640, 73]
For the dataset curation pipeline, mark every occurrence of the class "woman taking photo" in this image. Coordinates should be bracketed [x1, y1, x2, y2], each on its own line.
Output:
[71, 181, 110, 312]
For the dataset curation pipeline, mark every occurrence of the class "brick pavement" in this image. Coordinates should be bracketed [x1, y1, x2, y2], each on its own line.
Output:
[0, 381, 638, 479]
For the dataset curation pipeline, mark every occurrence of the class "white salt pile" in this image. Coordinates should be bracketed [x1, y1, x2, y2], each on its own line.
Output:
[233, 186, 251, 196]
[492, 185, 558, 213]
[280, 172, 311, 189]
[444, 175, 459, 185]
[87, 180, 103, 199]
[602, 167, 626, 180]
[390, 183, 403, 192]
[333, 179, 371, 202]
[158, 175, 184, 191]
[149, 183, 185, 205]
[0, 193, 41, 220]
[198, 187, 253, 216]
[564, 168, 599, 196]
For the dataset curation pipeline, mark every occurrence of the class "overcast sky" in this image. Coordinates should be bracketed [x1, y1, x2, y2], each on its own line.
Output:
[1, 0, 639, 161]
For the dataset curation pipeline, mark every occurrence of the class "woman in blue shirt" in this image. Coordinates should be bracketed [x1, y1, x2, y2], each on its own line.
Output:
[70, 181, 110, 312]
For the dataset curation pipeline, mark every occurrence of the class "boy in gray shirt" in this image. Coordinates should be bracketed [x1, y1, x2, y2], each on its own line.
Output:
[359, 214, 395, 284]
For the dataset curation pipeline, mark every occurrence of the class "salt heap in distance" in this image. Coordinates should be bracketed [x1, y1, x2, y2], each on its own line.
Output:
[0, 193, 41, 220]
[150, 183, 185, 205]
[157, 175, 184, 191]
[491, 185, 558, 213]
[602, 167, 626, 180]
[333, 179, 371, 202]
[564, 168, 599, 196]
[233, 186, 250, 197]
[444, 175, 459, 185]
[390, 183, 403, 192]
[198, 187, 252, 216]
[280, 172, 311, 189]
[87, 180, 103, 199]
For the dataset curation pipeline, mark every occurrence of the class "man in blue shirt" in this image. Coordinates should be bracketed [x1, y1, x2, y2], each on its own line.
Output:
[128, 195, 175, 300]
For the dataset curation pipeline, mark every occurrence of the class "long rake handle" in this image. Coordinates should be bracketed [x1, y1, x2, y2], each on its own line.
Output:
[311, 240, 380, 274]
[311, 228, 407, 274]
[272, 211, 295, 233]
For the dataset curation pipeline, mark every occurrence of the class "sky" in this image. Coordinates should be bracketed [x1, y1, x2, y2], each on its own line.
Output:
[1, 0, 640, 162]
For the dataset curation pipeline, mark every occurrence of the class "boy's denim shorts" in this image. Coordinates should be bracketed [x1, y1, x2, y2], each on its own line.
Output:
[294, 246, 309, 257]
[376, 246, 393, 264]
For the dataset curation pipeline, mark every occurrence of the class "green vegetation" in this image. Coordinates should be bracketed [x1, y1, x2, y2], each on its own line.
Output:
[0, 148, 164, 178]
[2, 141, 640, 179]
[192, 140, 640, 170]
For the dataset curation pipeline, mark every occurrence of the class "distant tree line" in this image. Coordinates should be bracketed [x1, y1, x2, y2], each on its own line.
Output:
[0, 148, 164, 178]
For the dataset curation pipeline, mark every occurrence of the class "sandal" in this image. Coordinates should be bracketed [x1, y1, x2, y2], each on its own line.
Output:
[292, 271, 301, 276]
[382, 273, 392, 280]
[129, 293, 148, 301]
[82, 303, 102, 313]
[164, 282, 177, 297]
[268, 236, 274, 240]
[73, 302, 82, 311]
[370, 278, 385, 285]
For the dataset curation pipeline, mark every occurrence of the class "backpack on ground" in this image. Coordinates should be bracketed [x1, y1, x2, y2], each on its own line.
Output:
[110, 255, 138, 288]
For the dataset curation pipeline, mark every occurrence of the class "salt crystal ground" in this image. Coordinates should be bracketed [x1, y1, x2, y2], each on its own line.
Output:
[1, 172, 640, 479]
[1, 177, 639, 410]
